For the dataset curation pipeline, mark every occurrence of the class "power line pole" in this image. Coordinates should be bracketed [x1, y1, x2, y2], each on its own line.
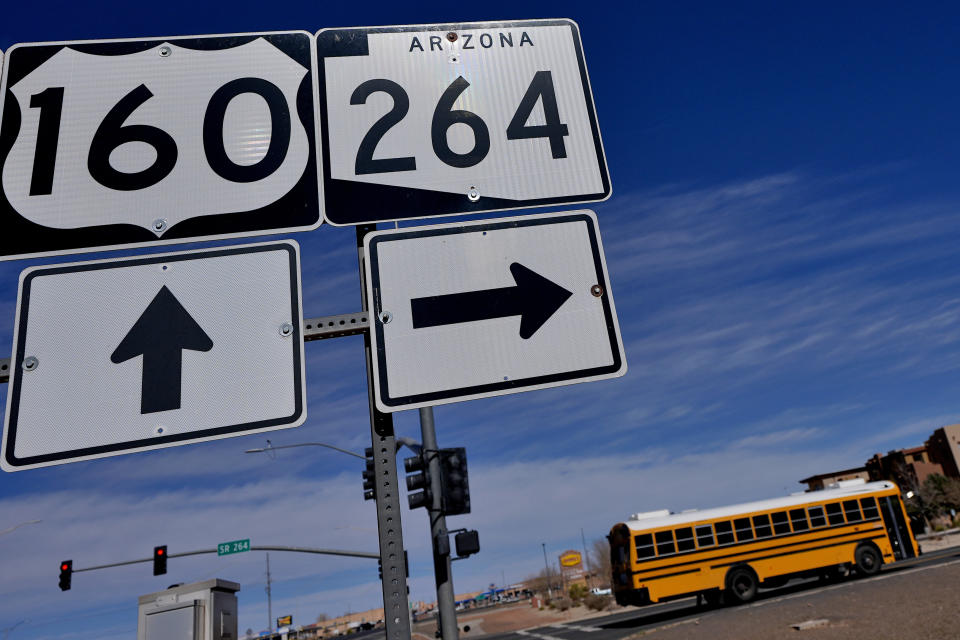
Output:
[265, 553, 273, 634]
[542, 543, 552, 598]
[581, 528, 592, 587]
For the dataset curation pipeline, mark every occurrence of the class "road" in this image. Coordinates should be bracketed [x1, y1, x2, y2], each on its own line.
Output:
[481, 546, 960, 640]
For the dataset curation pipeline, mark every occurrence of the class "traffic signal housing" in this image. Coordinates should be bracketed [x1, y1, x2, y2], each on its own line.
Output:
[362, 447, 376, 501]
[404, 452, 432, 510]
[455, 530, 480, 557]
[58, 560, 72, 591]
[153, 545, 167, 576]
[439, 448, 470, 515]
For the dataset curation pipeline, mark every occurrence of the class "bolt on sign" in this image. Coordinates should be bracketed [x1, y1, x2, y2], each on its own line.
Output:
[0, 32, 320, 260]
[316, 19, 610, 225]
[1, 241, 306, 471]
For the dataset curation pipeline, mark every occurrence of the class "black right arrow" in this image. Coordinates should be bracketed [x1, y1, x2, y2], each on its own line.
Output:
[111, 286, 213, 415]
[410, 262, 573, 339]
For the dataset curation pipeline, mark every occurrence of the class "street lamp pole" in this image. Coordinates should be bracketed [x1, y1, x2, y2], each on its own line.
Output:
[245, 441, 364, 459]
[0, 520, 41, 537]
[542, 543, 552, 598]
[1, 620, 25, 640]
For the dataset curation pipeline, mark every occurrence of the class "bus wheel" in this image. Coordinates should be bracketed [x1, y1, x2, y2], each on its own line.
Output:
[854, 544, 882, 576]
[723, 566, 758, 604]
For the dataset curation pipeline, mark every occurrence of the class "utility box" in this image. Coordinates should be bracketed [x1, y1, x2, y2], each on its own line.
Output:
[137, 579, 240, 640]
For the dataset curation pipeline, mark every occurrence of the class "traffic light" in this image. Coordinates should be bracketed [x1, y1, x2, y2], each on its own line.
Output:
[439, 448, 470, 515]
[362, 447, 376, 501]
[153, 545, 167, 576]
[58, 560, 72, 591]
[404, 452, 433, 510]
[455, 530, 480, 557]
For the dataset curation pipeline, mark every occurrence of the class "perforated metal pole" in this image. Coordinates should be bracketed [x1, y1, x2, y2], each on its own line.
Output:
[265, 552, 273, 634]
[420, 406, 458, 640]
[358, 225, 412, 640]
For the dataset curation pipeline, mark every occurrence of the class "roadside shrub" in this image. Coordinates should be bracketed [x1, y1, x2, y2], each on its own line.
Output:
[584, 594, 612, 611]
[569, 584, 589, 601]
[552, 597, 573, 611]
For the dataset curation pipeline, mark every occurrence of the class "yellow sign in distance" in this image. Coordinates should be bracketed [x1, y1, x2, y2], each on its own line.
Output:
[559, 550, 582, 567]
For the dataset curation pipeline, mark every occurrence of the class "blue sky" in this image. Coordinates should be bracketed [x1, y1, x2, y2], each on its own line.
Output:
[3, 2, 960, 638]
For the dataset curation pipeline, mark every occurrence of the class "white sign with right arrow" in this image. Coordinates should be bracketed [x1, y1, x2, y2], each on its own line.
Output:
[364, 210, 626, 411]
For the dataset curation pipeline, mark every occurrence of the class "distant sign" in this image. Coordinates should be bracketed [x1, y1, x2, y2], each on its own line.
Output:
[1, 241, 306, 471]
[559, 551, 582, 567]
[277, 615, 292, 627]
[0, 32, 320, 260]
[218, 539, 251, 556]
[559, 549, 585, 582]
[316, 19, 610, 225]
[364, 210, 626, 411]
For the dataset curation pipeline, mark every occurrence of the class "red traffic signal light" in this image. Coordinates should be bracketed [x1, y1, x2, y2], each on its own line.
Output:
[153, 545, 167, 576]
[58, 560, 72, 591]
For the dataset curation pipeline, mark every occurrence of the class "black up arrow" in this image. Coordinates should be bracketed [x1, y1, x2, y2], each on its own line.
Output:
[411, 263, 573, 339]
[111, 286, 213, 415]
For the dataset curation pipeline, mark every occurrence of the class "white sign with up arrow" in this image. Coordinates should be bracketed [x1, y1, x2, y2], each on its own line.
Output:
[1, 241, 305, 471]
[364, 210, 626, 411]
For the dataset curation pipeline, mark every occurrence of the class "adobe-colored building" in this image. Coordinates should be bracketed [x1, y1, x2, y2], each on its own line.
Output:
[865, 446, 943, 491]
[799, 467, 870, 492]
[926, 423, 960, 479]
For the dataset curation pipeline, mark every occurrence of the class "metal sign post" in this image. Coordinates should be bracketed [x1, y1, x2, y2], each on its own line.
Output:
[357, 224, 412, 640]
[419, 406, 458, 640]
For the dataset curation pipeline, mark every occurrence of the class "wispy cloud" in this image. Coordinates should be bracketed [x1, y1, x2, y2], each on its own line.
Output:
[4, 167, 960, 637]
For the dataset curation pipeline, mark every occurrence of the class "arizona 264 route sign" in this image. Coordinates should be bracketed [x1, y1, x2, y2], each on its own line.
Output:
[0, 32, 319, 260]
[364, 211, 626, 411]
[317, 19, 611, 225]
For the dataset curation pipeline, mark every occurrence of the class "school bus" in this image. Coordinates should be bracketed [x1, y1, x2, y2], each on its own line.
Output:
[608, 480, 918, 607]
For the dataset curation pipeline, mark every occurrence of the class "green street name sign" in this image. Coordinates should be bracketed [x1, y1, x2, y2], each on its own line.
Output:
[218, 538, 251, 556]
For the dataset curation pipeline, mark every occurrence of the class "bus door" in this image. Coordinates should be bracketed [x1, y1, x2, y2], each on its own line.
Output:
[878, 496, 915, 560]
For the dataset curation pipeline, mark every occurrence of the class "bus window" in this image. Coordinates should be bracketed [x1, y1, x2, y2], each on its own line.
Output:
[696, 524, 715, 548]
[734, 517, 754, 541]
[635, 534, 655, 560]
[715, 521, 735, 545]
[771, 511, 791, 535]
[843, 500, 862, 522]
[808, 506, 826, 527]
[825, 502, 844, 525]
[860, 497, 880, 519]
[676, 527, 695, 552]
[752, 514, 772, 537]
[656, 530, 676, 556]
[790, 508, 809, 531]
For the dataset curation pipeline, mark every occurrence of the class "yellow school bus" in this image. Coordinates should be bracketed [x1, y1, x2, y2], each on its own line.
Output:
[608, 480, 918, 607]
